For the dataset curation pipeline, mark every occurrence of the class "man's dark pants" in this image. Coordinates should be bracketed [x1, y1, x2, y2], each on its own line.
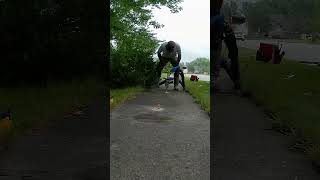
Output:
[212, 21, 241, 90]
[156, 57, 179, 88]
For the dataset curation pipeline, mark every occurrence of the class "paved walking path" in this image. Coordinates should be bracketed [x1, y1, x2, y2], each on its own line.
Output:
[212, 71, 320, 179]
[0, 96, 107, 180]
[110, 87, 210, 180]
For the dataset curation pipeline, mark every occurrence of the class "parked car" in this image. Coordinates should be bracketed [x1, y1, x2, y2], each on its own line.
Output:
[235, 32, 245, 41]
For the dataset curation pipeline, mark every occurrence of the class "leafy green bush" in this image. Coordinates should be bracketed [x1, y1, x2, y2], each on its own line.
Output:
[110, 30, 159, 87]
[110, 0, 183, 88]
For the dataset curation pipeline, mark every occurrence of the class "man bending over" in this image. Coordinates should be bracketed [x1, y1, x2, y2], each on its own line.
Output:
[156, 41, 182, 90]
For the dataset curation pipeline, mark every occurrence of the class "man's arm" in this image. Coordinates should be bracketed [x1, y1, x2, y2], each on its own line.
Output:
[177, 44, 181, 63]
[223, 21, 240, 87]
[157, 43, 164, 60]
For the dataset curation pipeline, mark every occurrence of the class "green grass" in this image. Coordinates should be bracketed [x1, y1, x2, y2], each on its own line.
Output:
[162, 72, 210, 113]
[239, 47, 320, 160]
[0, 77, 104, 145]
[161, 73, 168, 79]
[185, 80, 210, 112]
[110, 86, 144, 111]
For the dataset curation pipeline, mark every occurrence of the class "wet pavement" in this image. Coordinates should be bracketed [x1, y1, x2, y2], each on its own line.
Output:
[212, 71, 320, 179]
[110, 87, 210, 180]
[0, 96, 107, 180]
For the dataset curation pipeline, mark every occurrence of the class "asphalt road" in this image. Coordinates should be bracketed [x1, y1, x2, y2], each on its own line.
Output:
[110, 87, 210, 180]
[238, 39, 320, 63]
[213, 71, 320, 179]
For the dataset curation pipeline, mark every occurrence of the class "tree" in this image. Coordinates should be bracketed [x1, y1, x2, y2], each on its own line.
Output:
[0, 0, 107, 87]
[0, 0, 184, 87]
[110, 0, 183, 87]
[240, 1, 250, 18]
[246, 0, 320, 34]
[221, 0, 240, 20]
[186, 58, 210, 74]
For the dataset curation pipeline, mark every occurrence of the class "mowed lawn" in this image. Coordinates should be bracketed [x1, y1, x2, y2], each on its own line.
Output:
[239, 47, 320, 160]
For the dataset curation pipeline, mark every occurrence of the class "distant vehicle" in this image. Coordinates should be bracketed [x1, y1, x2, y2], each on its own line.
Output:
[230, 16, 247, 41]
[194, 71, 200, 74]
[235, 32, 245, 41]
[182, 66, 188, 74]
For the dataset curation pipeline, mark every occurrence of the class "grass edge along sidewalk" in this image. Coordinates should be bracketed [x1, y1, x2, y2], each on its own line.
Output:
[239, 47, 320, 163]
[161, 70, 210, 113]
[109, 80, 210, 113]
[0, 77, 104, 148]
[185, 80, 210, 113]
[110, 86, 144, 111]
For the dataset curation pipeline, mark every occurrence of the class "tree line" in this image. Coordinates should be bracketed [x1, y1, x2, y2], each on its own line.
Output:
[247, 0, 320, 35]
[222, 0, 320, 37]
[186, 58, 210, 74]
[110, 0, 183, 88]
[0, 0, 107, 87]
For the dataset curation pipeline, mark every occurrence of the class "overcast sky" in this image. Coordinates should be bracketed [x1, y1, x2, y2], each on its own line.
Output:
[151, 0, 210, 62]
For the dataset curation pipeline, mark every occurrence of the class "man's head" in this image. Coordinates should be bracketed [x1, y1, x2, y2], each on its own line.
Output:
[165, 41, 175, 52]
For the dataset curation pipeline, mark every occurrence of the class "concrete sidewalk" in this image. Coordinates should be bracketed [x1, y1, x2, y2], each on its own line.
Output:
[212, 71, 320, 179]
[110, 88, 210, 180]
